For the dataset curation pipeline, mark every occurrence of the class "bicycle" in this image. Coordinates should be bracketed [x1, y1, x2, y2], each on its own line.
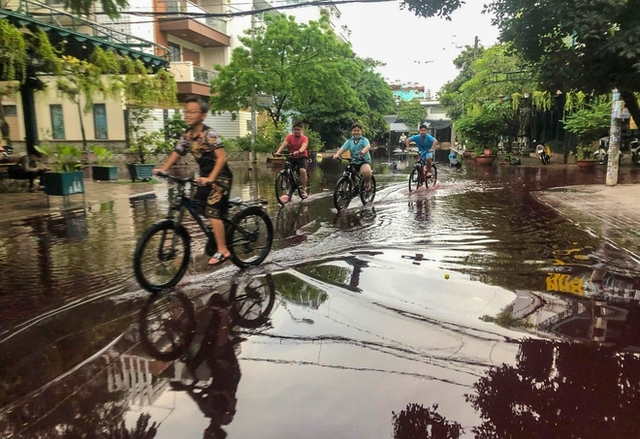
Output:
[274, 152, 310, 207]
[408, 158, 437, 193]
[333, 159, 377, 211]
[133, 171, 274, 294]
[138, 274, 276, 361]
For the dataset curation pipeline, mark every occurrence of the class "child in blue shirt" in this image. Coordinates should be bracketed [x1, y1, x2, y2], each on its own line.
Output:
[332, 123, 373, 191]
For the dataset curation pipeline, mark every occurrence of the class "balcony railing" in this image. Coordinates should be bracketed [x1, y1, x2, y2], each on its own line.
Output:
[163, 0, 227, 35]
[169, 61, 218, 84]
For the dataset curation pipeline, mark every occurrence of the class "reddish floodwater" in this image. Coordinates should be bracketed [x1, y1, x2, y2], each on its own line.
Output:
[1, 158, 640, 438]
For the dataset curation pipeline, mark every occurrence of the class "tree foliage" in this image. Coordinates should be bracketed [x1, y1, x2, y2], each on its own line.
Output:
[209, 15, 393, 146]
[397, 99, 426, 132]
[487, 0, 640, 123]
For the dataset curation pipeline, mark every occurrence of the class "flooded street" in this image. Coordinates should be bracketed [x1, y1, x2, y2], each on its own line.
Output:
[1, 158, 640, 438]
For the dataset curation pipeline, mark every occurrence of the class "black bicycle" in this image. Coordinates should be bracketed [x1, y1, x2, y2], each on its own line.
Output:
[333, 160, 377, 211]
[139, 274, 276, 361]
[133, 172, 274, 293]
[408, 159, 437, 193]
[274, 153, 310, 207]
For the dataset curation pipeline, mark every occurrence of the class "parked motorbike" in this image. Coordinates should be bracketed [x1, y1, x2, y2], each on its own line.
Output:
[630, 139, 640, 166]
[594, 137, 623, 166]
[535, 143, 551, 165]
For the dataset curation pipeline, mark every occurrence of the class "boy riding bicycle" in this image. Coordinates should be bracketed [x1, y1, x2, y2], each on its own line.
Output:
[332, 123, 373, 191]
[274, 122, 309, 199]
[406, 124, 438, 177]
[153, 96, 233, 267]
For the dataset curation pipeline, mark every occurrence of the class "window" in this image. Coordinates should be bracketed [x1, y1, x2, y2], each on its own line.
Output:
[50, 105, 65, 139]
[93, 104, 108, 139]
[169, 43, 181, 62]
[2, 105, 17, 117]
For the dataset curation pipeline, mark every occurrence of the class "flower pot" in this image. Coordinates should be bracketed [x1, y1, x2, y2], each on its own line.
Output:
[43, 171, 85, 196]
[475, 155, 496, 165]
[576, 159, 598, 170]
[127, 163, 156, 182]
[92, 165, 119, 181]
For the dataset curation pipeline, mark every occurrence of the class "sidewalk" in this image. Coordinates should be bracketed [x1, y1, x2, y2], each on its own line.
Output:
[535, 184, 640, 261]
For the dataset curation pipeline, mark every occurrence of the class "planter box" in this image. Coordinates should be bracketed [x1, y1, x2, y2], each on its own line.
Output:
[92, 165, 119, 181]
[475, 155, 496, 165]
[576, 159, 598, 170]
[43, 171, 85, 196]
[127, 163, 155, 182]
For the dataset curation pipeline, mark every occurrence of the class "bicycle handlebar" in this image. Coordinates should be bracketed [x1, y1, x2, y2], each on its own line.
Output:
[156, 171, 196, 184]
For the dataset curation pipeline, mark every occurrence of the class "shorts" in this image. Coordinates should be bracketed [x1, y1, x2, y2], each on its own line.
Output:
[420, 152, 433, 160]
[193, 176, 232, 219]
[287, 157, 308, 172]
[351, 161, 371, 172]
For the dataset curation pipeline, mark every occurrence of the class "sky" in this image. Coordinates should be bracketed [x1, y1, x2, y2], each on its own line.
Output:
[337, 0, 500, 94]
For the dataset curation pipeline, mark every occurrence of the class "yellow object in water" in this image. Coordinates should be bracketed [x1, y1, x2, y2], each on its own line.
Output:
[444, 274, 450, 279]
[316, 153, 323, 163]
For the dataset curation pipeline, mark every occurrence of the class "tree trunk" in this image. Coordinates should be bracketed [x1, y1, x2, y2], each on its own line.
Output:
[76, 100, 87, 151]
[620, 90, 640, 130]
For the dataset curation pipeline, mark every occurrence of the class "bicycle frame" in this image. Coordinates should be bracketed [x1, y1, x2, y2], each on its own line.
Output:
[165, 179, 216, 245]
[342, 163, 363, 195]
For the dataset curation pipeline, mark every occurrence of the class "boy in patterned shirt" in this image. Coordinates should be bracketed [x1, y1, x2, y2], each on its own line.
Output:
[155, 96, 233, 266]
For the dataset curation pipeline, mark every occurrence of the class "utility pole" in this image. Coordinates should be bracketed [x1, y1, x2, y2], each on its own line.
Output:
[473, 35, 479, 60]
[606, 88, 623, 186]
[250, 5, 258, 164]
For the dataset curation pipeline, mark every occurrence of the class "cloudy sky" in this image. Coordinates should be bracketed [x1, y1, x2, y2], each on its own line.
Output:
[338, 0, 500, 93]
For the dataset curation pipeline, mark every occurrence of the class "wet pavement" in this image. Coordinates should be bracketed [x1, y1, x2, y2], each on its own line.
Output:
[1, 156, 640, 438]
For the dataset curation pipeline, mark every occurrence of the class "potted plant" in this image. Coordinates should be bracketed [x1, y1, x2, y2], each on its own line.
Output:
[91, 146, 118, 180]
[36, 144, 85, 196]
[455, 114, 506, 166]
[562, 100, 610, 170]
[575, 145, 598, 169]
[125, 107, 165, 182]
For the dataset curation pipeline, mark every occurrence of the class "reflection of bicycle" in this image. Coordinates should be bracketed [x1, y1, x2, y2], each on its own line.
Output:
[408, 158, 437, 192]
[274, 153, 310, 207]
[139, 274, 276, 361]
[133, 172, 274, 293]
[333, 160, 377, 211]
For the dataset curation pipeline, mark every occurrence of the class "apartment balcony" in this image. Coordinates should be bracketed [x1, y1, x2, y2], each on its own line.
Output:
[169, 61, 218, 97]
[158, 0, 230, 48]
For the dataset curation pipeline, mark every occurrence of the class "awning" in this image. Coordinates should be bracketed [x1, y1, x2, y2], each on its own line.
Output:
[424, 119, 452, 130]
[390, 122, 410, 132]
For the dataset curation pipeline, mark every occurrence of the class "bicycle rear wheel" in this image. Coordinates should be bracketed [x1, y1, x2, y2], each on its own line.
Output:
[134, 221, 191, 294]
[425, 164, 438, 188]
[333, 176, 352, 211]
[229, 274, 276, 328]
[275, 172, 293, 207]
[408, 167, 422, 193]
[360, 175, 377, 205]
[227, 206, 274, 268]
[139, 292, 195, 361]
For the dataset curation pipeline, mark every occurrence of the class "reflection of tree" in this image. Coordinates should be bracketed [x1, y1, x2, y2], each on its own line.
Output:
[272, 272, 328, 308]
[392, 403, 463, 439]
[275, 204, 310, 243]
[466, 339, 640, 438]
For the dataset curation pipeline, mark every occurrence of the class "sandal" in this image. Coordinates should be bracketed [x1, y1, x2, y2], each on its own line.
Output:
[300, 191, 308, 199]
[364, 183, 372, 192]
[208, 251, 231, 266]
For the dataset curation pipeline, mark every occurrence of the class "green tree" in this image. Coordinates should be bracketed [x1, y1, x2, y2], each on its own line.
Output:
[487, 0, 640, 123]
[210, 15, 393, 146]
[397, 98, 427, 132]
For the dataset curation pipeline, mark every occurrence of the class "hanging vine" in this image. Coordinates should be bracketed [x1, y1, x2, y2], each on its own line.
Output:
[532, 90, 552, 112]
[0, 21, 27, 82]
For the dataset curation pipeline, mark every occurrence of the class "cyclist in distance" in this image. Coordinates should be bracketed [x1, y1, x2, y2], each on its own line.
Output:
[332, 122, 373, 191]
[153, 96, 233, 267]
[274, 122, 309, 199]
[406, 124, 439, 177]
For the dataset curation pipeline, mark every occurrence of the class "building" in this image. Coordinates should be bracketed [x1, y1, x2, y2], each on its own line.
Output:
[0, 0, 348, 152]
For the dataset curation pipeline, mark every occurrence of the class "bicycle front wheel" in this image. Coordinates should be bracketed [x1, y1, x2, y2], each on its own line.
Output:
[360, 175, 377, 205]
[333, 176, 352, 211]
[229, 274, 276, 328]
[134, 221, 191, 294]
[227, 206, 274, 268]
[138, 292, 195, 361]
[275, 172, 293, 207]
[408, 167, 422, 193]
[425, 164, 438, 188]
